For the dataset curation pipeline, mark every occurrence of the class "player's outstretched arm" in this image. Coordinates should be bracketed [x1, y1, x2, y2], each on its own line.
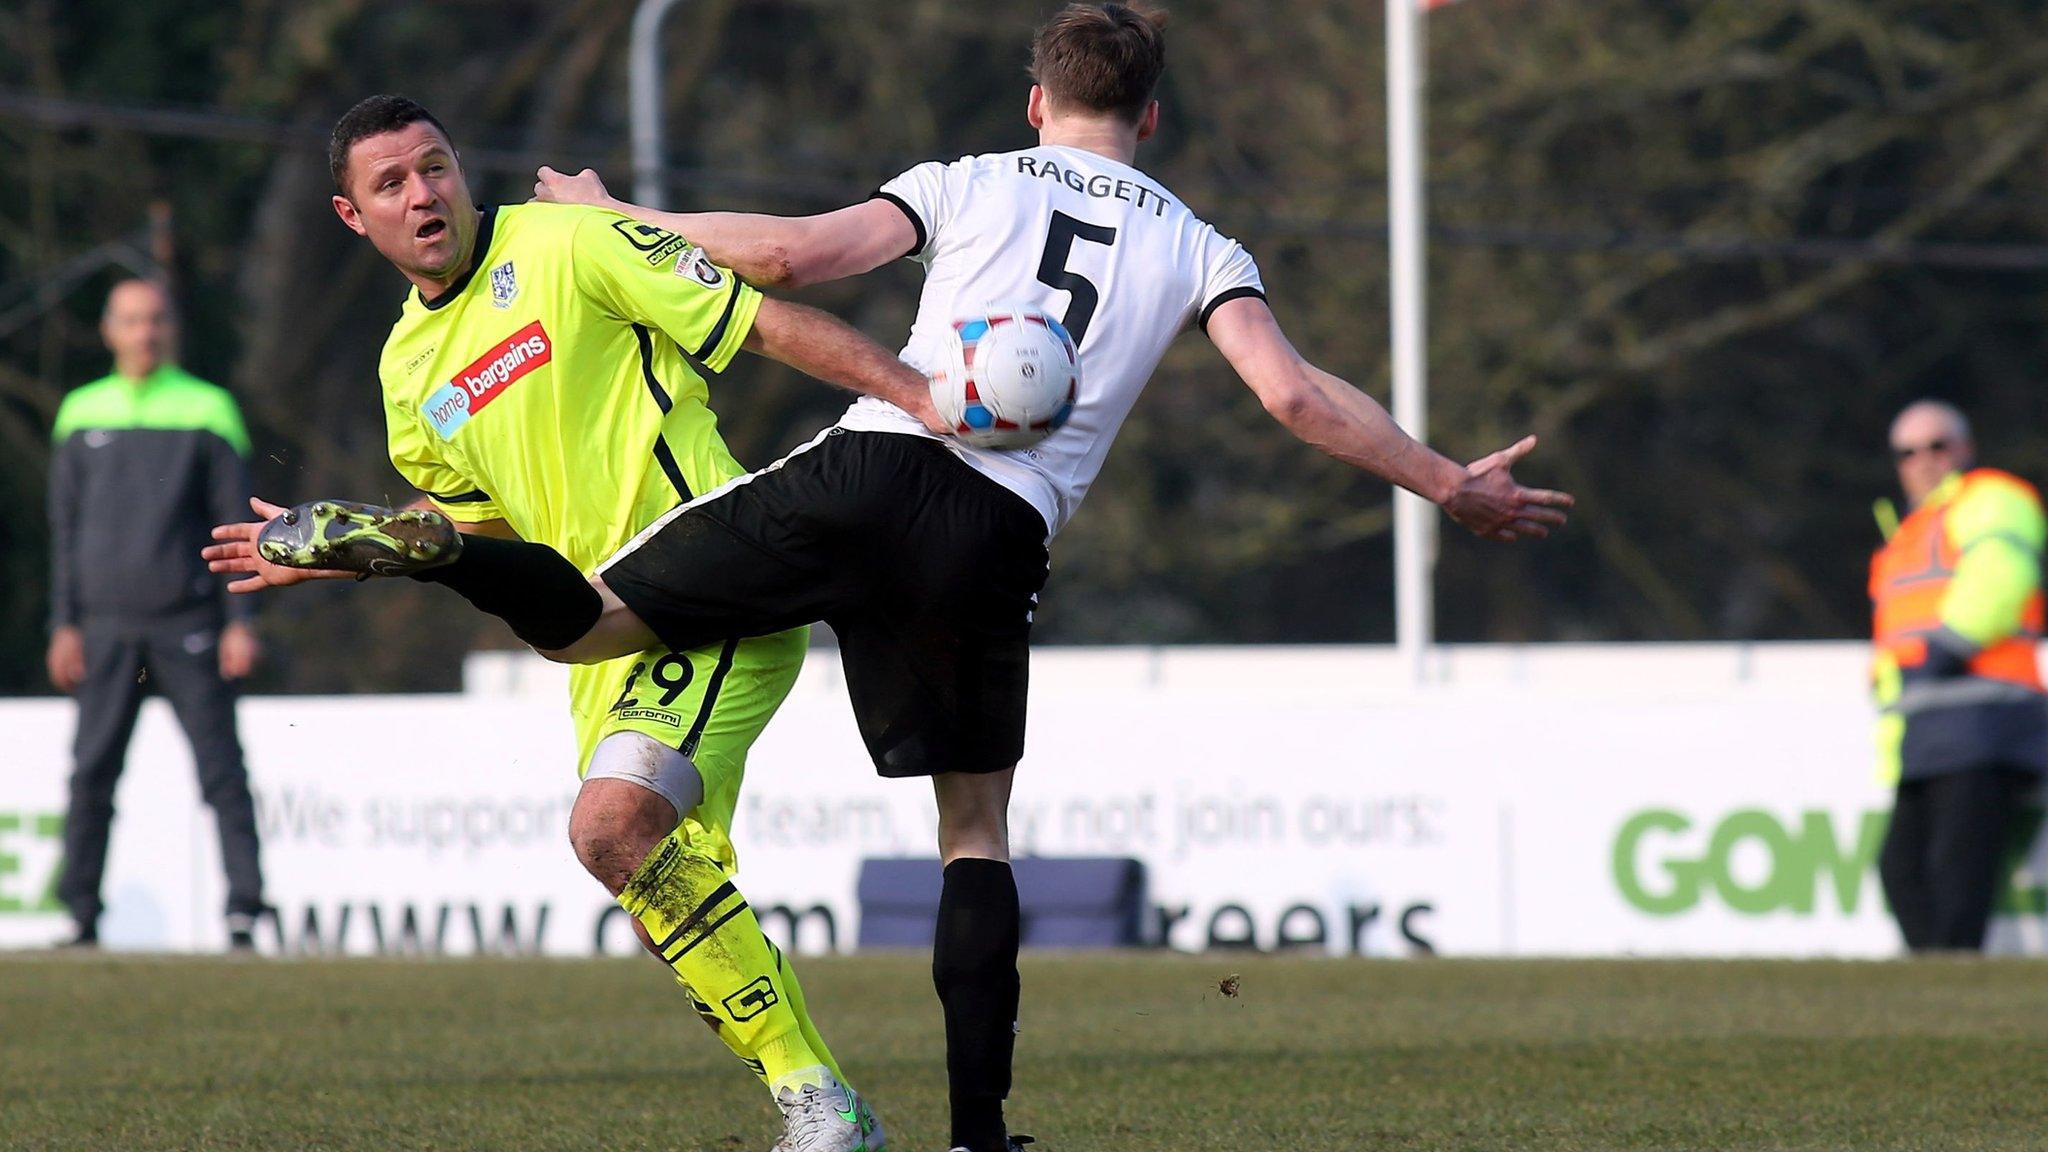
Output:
[535, 166, 912, 290]
[1205, 296, 1573, 542]
[744, 297, 950, 435]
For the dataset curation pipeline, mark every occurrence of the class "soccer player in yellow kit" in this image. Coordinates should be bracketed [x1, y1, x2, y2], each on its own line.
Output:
[227, 95, 939, 1152]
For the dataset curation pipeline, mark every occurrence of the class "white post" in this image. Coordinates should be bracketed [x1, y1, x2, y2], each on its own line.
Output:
[629, 0, 689, 210]
[1387, 0, 1435, 684]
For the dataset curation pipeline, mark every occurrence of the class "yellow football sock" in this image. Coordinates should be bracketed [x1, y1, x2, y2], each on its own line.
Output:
[671, 930, 847, 1087]
[674, 975, 770, 1084]
[619, 832, 823, 1084]
[765, 933, 847, 1084]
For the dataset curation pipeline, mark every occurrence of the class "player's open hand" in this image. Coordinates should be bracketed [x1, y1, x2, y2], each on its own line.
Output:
[203, 497, 357, 592]
[1442, 435, 1574, 542]
[533, 166, 615, 209]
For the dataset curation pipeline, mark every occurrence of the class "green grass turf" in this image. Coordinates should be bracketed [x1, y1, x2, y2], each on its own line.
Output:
[3, 953, 2047, 1150]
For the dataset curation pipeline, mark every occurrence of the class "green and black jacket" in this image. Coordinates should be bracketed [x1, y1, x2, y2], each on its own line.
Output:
[47, 365, 255, 632]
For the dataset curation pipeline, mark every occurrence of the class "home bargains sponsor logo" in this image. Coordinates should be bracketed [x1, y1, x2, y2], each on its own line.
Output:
[424, 321, 551, 439]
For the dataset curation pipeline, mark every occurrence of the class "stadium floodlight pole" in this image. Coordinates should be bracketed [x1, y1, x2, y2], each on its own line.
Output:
[1388, 0, 1435, 684]
[628, 0, 691, 210]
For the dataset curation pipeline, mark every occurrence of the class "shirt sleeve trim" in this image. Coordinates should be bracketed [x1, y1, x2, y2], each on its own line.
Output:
[870, 191, 928, 259]
[1198, 286, 1266, 332]
[692, 279, 745, 362]
[433, 489, 494, 503]
[700, 283, 762, 375]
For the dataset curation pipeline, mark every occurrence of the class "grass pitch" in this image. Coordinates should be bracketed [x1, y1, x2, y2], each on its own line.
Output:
[4, 953, 2047, 1150]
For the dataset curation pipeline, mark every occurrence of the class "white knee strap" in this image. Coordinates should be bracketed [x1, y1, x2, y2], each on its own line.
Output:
[584, 731, 704, 822]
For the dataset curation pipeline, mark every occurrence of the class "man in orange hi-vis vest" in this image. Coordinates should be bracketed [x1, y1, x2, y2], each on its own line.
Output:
[1871, 399, 2047, 951]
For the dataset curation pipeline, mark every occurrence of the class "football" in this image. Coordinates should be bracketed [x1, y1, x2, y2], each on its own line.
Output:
[929, 306, 1080, 449]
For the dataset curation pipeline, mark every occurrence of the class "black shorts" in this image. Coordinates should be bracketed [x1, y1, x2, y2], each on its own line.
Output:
[601, 428, 1051, 778]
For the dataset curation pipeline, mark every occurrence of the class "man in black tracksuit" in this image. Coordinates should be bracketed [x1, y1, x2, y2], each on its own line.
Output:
[46, 279, 267, 950]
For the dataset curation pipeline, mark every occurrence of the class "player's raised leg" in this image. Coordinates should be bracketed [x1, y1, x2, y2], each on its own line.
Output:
[213, 498, 649, 661]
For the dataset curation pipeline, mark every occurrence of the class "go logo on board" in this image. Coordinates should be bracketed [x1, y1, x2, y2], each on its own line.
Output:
[1610, 808, 1887, 917]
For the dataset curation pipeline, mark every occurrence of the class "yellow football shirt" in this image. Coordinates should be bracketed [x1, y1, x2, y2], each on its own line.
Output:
[376, 203, 804, 817]
[378, 201, 760, 571]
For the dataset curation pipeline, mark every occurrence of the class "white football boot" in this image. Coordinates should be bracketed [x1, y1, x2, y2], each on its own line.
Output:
[771, 1066, 884, 1152]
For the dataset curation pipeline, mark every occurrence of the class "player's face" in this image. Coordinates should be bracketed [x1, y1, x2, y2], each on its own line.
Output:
[333, 122, 477, 284]
[100, 281, 172, 376]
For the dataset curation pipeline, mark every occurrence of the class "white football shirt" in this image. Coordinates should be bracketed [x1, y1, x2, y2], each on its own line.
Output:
[836, 144, 1264, 536]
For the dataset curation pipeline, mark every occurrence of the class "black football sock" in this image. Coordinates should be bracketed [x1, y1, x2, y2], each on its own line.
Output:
[933, 857, 1022, 1152]
[411, 535, 603, 651]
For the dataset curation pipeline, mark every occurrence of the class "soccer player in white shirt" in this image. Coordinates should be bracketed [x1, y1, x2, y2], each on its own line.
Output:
[532, 10, 1568, 1140]
[219, 6, 1570, 1150]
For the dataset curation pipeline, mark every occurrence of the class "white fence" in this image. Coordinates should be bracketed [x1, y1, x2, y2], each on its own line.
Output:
[3, 643, 2043, 956]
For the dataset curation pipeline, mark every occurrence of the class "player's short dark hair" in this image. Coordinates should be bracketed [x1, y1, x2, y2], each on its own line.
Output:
[329, 95, 451, 194]
[1029, 2, 1168, 122]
